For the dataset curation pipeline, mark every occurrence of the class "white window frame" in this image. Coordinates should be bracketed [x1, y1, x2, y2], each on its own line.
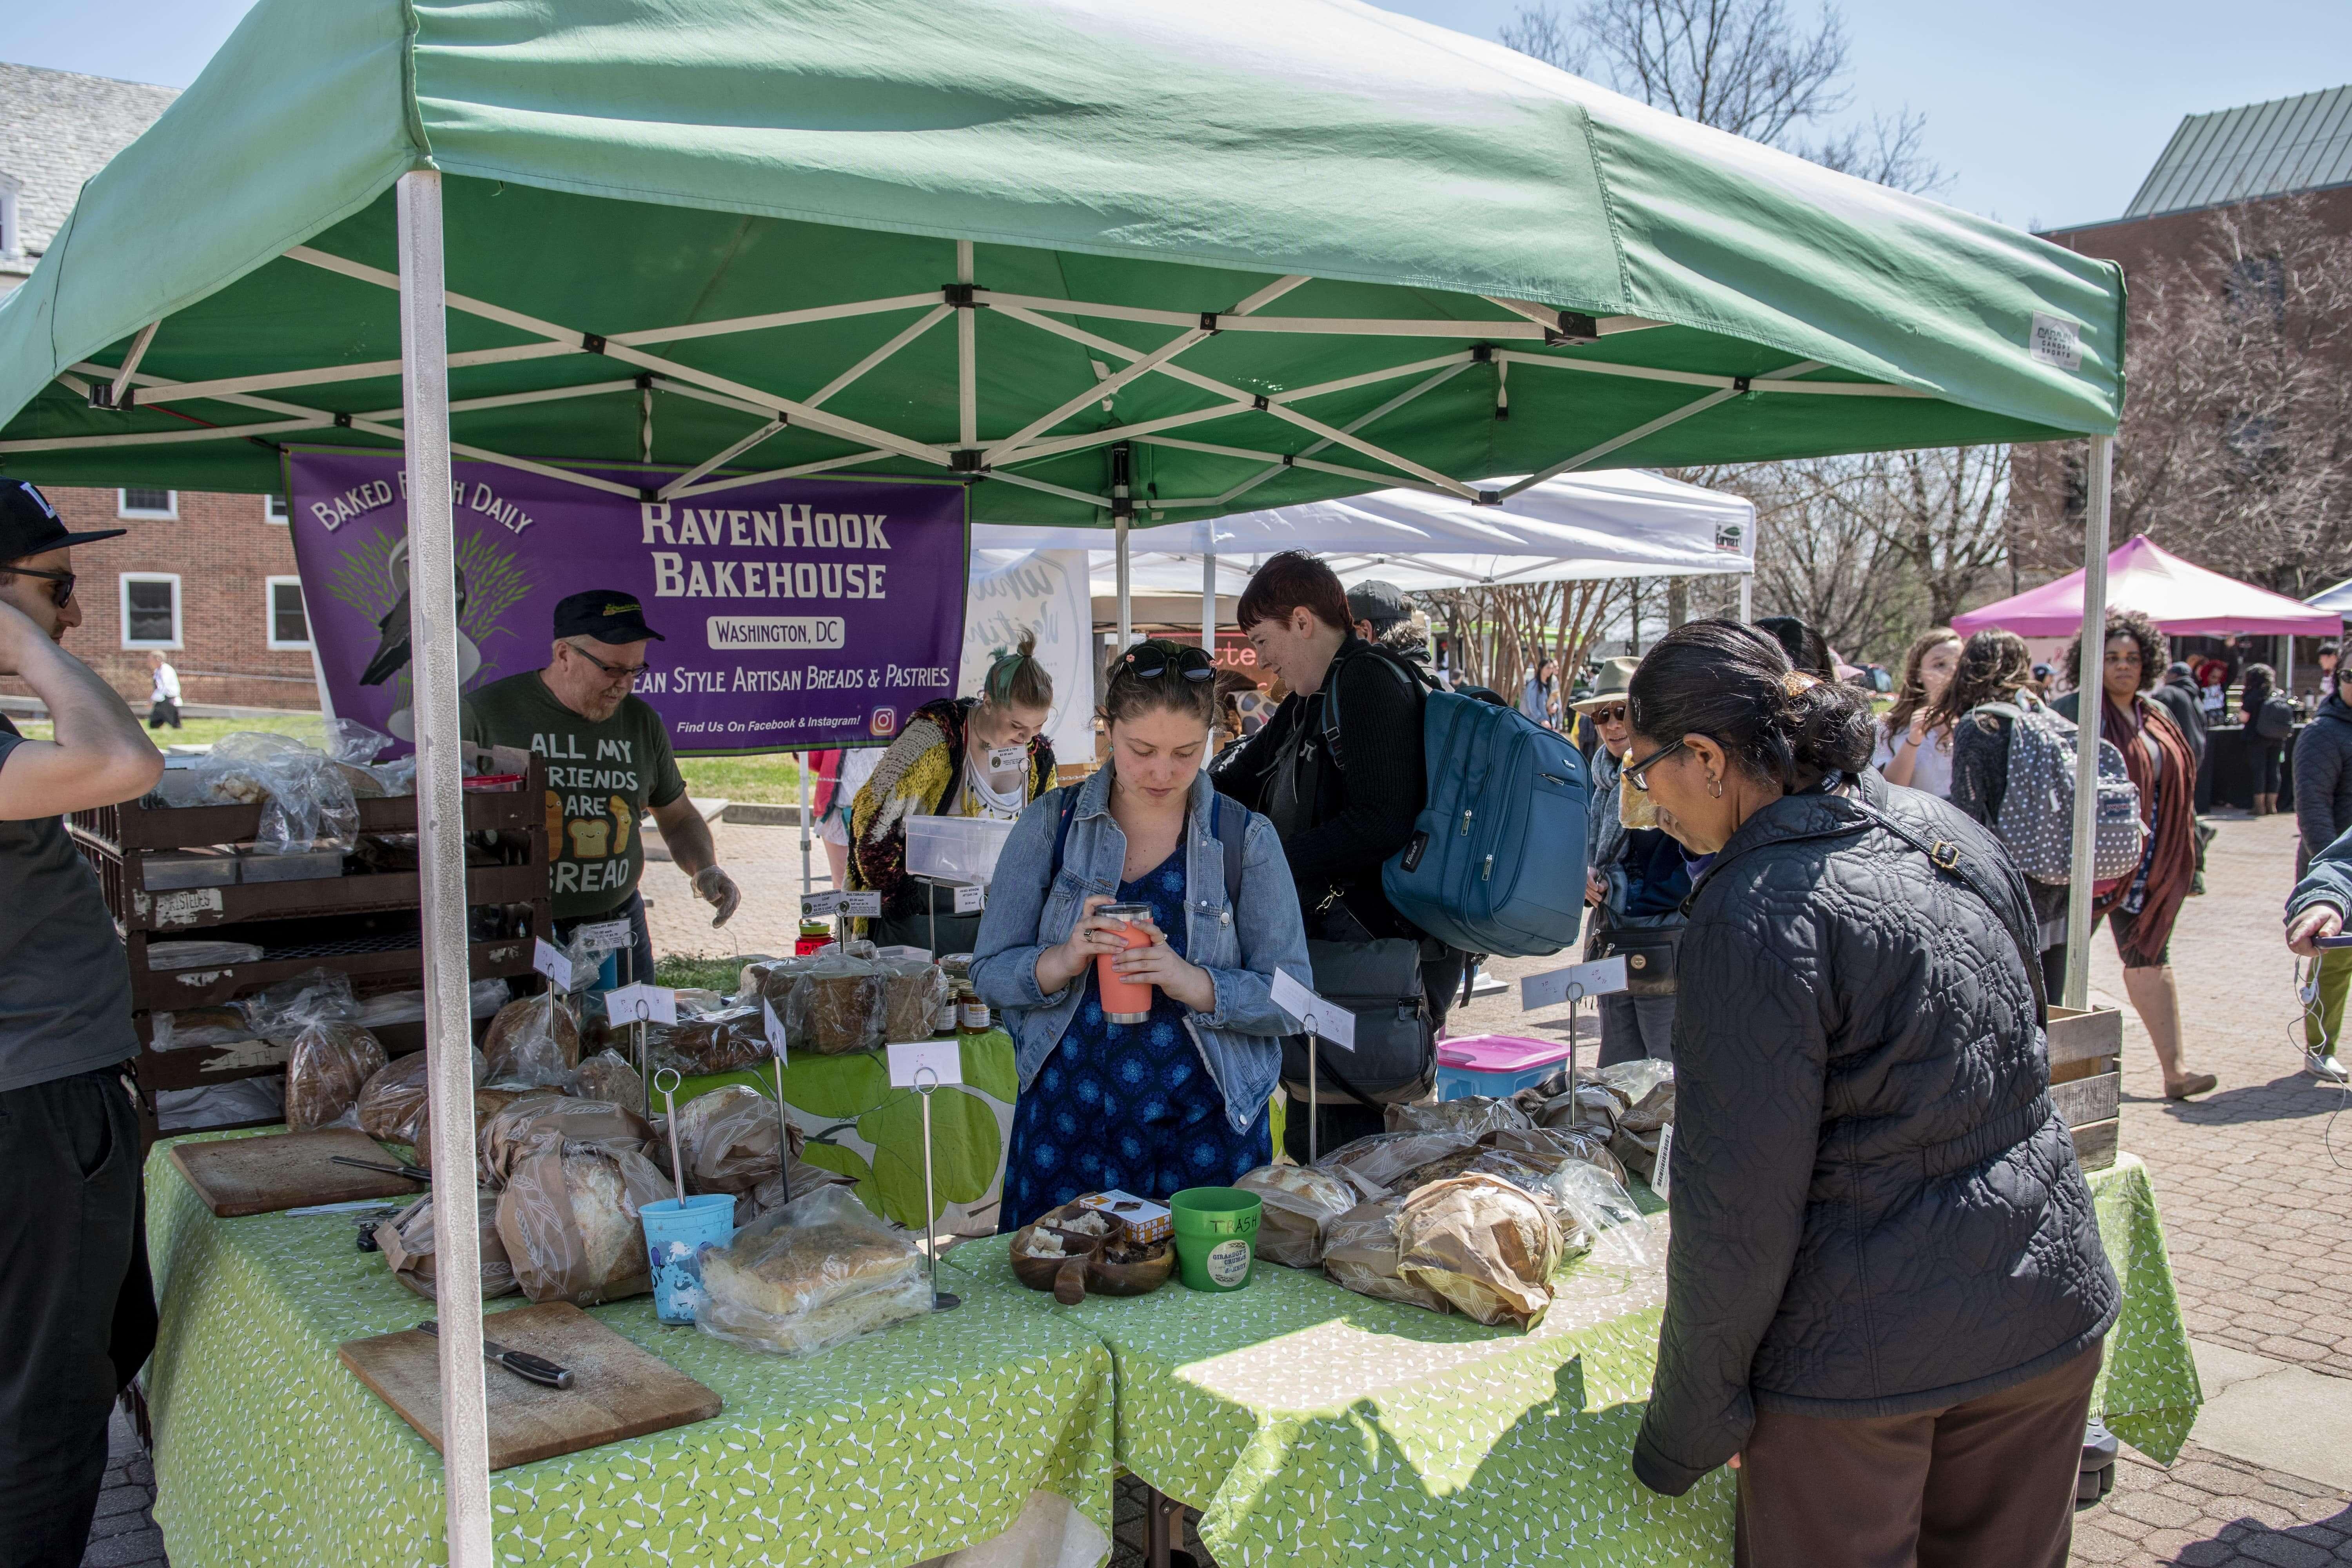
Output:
[119, 572, 183, 650]
[265, 575, 311, 651]
[263, 493, 290, 524]
[116, 488, 178, 520]
[0, 176, 19, 259]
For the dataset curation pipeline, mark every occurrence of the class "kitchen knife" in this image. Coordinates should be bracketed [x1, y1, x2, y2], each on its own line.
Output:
[332, 1154, 432, 1183]
[417, 1320, 575, 1389]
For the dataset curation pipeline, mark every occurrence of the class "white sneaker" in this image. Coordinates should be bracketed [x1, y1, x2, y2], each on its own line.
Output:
[2308, 1051, 2350, 1084]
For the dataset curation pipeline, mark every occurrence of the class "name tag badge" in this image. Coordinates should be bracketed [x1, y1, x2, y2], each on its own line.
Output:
[987, 746, 1027, 772]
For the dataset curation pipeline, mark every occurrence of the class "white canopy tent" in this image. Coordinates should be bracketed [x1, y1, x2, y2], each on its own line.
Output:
[974, 466, 1759, 651]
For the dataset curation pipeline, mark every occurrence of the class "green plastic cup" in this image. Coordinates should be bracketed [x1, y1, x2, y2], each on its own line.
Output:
[1169, 1187, 1262, 1292]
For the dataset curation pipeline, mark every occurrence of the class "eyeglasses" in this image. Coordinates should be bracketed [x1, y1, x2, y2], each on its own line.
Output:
[6, 566, 74, 609]
[1118, 642, 1214, 682]
[1588, 704, 1629, 725]
[1620, 736, 1687, 793]
[566, 641, 650, 686]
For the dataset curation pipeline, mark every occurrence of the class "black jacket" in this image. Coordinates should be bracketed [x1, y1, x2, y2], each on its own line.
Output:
[1212, 637, 1426, 937]
[2295, 691, 2352, 866]
[2149, 676, 2207, 766]
[1632, 770, 2118, 1496]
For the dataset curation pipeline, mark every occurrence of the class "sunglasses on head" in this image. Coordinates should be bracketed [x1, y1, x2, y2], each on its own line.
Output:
[1118, 642, 1214, 682]
[6, 566, 74, 609]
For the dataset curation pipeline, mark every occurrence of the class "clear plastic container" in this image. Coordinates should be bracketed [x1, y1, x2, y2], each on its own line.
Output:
[904, 815, 1017, 887]
[143, 848, 238, 889]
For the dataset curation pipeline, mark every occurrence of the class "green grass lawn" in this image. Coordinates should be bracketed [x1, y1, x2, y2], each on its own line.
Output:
[11, 712, 336, 748]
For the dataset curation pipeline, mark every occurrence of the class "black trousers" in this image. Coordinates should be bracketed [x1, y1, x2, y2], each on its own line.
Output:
[0, 1067, 150, 1568]
[1281, 945, 1466, 1161]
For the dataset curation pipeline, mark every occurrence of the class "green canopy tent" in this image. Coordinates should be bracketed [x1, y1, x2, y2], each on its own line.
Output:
[0, 2, 2126, 1559]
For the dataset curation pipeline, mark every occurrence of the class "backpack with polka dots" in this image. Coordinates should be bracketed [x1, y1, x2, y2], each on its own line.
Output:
[1973, 699, 2144, 886]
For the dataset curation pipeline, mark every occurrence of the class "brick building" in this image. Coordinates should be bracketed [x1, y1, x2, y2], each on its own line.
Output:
[2, 61, 319, 712]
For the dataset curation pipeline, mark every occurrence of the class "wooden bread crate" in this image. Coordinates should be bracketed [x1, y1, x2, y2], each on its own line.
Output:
[2047, 1004, 2122, 1171]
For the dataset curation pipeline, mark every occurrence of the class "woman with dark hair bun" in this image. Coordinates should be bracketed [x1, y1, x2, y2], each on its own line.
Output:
[1620, 619, 2117, 1568]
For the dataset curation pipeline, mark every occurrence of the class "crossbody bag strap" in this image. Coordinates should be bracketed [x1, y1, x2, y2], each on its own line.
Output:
[1845, 797, 2049, 1028]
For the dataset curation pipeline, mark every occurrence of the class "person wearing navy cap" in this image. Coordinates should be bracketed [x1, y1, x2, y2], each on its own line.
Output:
[0, 477, 167, 1568]
[460, 589, 736, 984]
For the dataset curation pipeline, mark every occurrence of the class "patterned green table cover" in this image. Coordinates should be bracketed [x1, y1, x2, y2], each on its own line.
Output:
[946, 1152, 2198, 1568]
[679, 1027, 1017, 1236]
[143, 1131, 1114, 1568]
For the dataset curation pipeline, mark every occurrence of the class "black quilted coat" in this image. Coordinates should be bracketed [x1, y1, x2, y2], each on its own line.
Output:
[1631, 770, 2118, 1497]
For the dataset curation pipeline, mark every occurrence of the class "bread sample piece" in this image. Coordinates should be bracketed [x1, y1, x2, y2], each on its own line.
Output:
[1235, 1163, 1359, 1268]
[1394, 1173, 1563, 1330]
[285, 1021, 388, 1134]
[495, 1143, 675, 1306]
[696, 1184, 930, 1354]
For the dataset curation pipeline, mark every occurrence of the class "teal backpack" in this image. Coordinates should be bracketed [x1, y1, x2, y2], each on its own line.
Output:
[1325, 650, 1590, 957]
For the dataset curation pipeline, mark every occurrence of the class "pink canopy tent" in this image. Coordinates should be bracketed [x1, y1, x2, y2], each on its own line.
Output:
[1953, 534, 2342, 637]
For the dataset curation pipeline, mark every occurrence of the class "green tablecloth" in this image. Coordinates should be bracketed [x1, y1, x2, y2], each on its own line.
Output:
[680, 1027, 1017, 1234]
[946, 1152, 2198, 1568]
[143, 1131, 1114, 1568]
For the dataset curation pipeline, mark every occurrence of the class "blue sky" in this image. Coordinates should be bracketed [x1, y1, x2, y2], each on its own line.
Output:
[7, 0, 2350, 232]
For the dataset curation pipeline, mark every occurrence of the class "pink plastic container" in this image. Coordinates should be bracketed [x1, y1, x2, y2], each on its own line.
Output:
[1435, 1033, 1572, 1100]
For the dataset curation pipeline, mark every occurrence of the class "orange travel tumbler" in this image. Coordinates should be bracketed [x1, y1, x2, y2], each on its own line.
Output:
[1095, 903, 1155, 1024]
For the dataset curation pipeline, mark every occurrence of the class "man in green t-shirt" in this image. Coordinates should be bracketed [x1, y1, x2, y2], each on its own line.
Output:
[461, 590, 738, 981]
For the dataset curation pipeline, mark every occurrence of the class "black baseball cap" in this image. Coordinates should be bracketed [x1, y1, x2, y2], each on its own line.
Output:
[1346, 579, 1411, 627]
[554, 589, 664, 643]
[0, 478, 126, 563]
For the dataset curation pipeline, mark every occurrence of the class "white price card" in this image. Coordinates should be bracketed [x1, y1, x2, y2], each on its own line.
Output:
[1269, 969, 1356, 1050]
[887, 1037, 963, 1089]
[803, 891, 847, 918]
[987, 745, 1028, 772]
[762, 998, 789, 1065]
[874, 945, 931, 963]
[1519, 955, 1629, 1011]
[1652, 1124, 1675, 1201]
[953, 884, 985, 915]
[842, 890, 882, 918]
[532, 938, 574, 990]
[606, 983, 677, 1026]
[573, 918, 633, 954]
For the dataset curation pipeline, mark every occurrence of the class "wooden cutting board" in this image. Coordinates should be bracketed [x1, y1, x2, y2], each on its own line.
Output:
[170, 1128, 426, 1217]
[339, 1302, 722, 1470]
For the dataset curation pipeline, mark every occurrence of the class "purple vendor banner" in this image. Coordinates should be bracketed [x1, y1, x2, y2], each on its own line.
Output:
[286, 450, 968, 754]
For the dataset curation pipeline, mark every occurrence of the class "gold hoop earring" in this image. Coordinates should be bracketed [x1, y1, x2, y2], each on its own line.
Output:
[1708, 777, 1724, 798]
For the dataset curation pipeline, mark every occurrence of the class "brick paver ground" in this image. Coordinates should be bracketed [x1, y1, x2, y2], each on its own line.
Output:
[92, 813, 2352, 1565]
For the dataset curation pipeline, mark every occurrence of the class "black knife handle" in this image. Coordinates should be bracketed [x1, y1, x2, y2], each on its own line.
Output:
[497, 1350, 574, 1389]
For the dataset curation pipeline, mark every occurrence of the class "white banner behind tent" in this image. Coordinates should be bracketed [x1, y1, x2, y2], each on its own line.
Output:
[961, 549, 1094, 765]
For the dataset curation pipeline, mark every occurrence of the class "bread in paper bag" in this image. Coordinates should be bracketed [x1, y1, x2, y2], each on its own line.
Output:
[1234, 1163, 1359, 1268]
[479, 1093, 653, 1187]
[376, 1193, 518, 1300]
[1394, 1172, 1563, 1330]
[1313, 1130, 1477, 1196]
[1321, 1198, 1453, 1314]
[495, 1143, 675, 1305]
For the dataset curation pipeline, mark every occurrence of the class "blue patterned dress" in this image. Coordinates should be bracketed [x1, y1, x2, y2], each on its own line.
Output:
[1000, 849, 1272, 1230]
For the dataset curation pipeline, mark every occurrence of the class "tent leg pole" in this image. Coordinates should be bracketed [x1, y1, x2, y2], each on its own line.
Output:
[1201, 550, 1217, 657]
[2062, 434, 2114, 1014]
[397, 167, 495, 1568]
[1117, 517, 1132, 652]
[799, 751, 812, 894]
[1738, 574, 1752, 623]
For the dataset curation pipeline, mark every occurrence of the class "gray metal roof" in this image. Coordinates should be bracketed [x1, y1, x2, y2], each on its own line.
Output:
[0, 62, 180, 278]
[2125, 85, 2352, 219]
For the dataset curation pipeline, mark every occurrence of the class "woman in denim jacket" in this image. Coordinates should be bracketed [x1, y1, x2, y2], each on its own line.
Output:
[973, 640, 1312, 1229]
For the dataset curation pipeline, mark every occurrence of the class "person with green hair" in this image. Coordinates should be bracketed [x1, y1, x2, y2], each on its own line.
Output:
[849, 628, 1057, 953]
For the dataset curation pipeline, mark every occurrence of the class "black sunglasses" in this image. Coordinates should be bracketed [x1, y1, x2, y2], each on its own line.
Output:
[6, 566, 74, 609]
[1119, 642, 1215, 682]
[1621, 736, 1687, 793]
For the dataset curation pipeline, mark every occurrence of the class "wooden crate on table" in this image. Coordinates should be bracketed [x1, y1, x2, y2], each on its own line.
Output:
[2048, 1005, 2123, 1171]
[69, 748, 554, 1147]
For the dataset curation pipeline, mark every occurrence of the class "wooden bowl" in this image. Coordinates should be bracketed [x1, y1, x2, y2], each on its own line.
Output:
[1009, 1224, 1100, 1305]
[1086, 1241, 1175, 1296]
